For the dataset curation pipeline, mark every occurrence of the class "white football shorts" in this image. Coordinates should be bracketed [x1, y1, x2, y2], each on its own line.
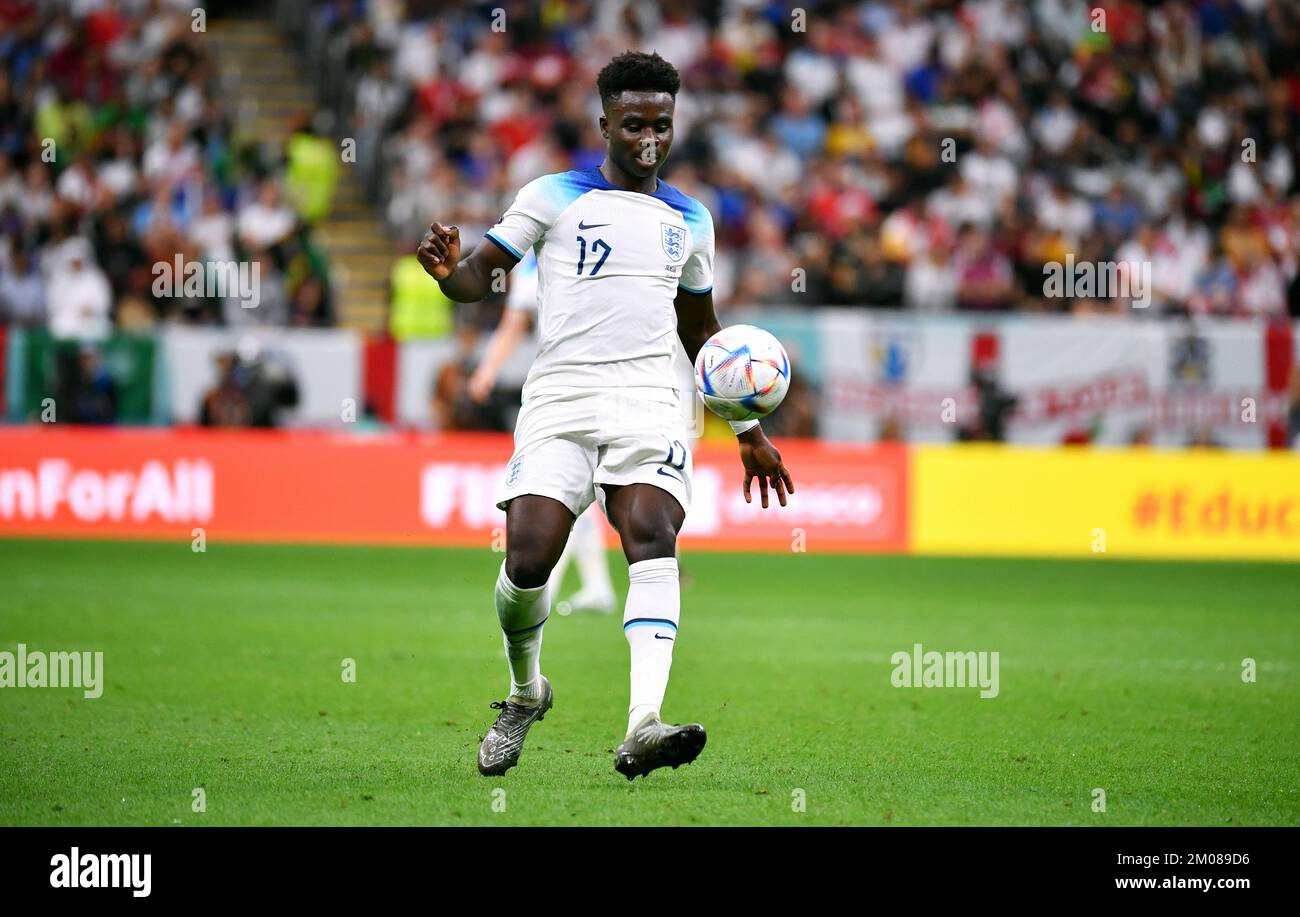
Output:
[494, 387, 694, 519]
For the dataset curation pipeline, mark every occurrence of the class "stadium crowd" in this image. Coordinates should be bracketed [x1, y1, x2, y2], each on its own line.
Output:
[2, 0, 1299, 436]
[300, 0, 1300, 319]
[0, 0, 336, 338]
[5, 0, 1300, 336]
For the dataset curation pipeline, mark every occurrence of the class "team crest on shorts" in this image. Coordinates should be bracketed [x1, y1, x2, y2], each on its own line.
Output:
[661, 223, 686, 262]
[506, 455, 523, 487]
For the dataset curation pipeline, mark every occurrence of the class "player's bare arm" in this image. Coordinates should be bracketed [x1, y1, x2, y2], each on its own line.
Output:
[416, 221, 517, 302]
[674, 287, 795, 508]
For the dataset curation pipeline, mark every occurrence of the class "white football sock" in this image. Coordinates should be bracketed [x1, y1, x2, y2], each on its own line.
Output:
[495, 560, 549, 703]
[622, 556, 680, 735]
[572, 509, 615, 601]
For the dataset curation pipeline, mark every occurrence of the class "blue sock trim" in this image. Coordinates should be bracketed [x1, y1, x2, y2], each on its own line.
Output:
[623, 617, 678, 633]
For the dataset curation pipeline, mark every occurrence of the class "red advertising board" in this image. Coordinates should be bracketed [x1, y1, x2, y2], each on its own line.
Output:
[0, 427, 907, 553]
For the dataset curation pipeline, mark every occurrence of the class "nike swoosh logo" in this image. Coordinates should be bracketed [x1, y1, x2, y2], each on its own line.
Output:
[654, 633, 674, 641]
[578, 220, 610, 230]
[657, 467, 684, 484]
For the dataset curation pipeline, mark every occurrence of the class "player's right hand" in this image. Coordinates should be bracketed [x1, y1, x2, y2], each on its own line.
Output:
[417, 222, 460, 281]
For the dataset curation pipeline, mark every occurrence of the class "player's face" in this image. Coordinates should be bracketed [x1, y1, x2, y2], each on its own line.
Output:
[600, 91, 675, 180]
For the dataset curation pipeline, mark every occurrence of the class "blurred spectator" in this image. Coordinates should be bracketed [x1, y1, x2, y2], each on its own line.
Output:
[200, 351, 253, 427]
[94, 209, 145, 299]
[828, 231, 904, 307]
[285, 111, 340, 224]
[142, 120, 199, 186]
[192, 185, 235, 263]
[199, 349, 300, 428]
[0, 0, 334, 346]
[289, 276, 330, 326]
[0, 247, 44, 327]
[238, 181, 296, 251]
[904, 243, 958, 313]
[959, 366, 1018, 442]
[54, 344, 118, 425]
[389, 245, 454, 340]
[433, 325, 510, 431]
[954, 225, 1013, 311]
[220, 251, 291, 327]
[46, 240, 112, 339]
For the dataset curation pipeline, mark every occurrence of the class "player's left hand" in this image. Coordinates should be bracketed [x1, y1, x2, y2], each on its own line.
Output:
[738, 428, 795, 508]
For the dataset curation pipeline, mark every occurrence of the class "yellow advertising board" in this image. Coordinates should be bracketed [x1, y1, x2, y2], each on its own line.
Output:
[912, 445, 1300, 561]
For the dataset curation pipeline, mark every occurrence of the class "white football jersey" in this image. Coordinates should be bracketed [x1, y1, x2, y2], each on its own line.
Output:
[484, 168, 714, 403]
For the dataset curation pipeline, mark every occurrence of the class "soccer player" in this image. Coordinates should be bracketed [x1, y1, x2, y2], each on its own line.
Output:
[417, 51, 795, 780]
[466, 251, 617, 616]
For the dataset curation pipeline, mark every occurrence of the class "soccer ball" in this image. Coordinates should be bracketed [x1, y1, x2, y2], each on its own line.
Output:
[694, 324, 791, 421]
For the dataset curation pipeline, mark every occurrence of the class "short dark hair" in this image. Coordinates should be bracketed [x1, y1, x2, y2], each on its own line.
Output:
[596, 51, 680, 107]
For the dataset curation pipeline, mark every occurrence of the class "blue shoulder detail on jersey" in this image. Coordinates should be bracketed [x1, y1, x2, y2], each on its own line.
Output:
[650, 179, 712, 240]
[557, 169, 616, 197]
[538, 169, 613, 213]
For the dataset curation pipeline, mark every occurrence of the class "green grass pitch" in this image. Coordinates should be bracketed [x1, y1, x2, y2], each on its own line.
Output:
[1, 539, 1296, 826]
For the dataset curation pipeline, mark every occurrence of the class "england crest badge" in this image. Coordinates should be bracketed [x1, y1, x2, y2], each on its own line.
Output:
[661, 223, 686, 262]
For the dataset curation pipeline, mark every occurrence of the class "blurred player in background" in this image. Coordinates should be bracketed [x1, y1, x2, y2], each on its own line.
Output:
[466, 251, 618, 616]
